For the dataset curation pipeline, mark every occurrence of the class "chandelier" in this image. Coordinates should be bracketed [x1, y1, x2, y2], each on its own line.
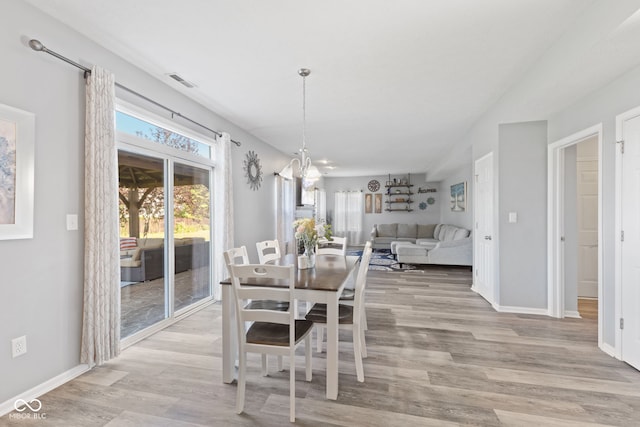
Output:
[278, 68, 321, 189]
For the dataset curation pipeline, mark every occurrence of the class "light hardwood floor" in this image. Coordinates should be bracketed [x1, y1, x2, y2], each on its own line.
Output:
[4, 267, 640, 426]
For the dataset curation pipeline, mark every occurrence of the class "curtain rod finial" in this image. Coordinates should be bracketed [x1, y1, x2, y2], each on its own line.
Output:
[29, 39, 44, 52]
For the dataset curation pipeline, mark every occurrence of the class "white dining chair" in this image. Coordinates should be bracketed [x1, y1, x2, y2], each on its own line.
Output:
[256, 239, 281, 264]
[305, 241, 373, 382]
[224, 246, 287, 374]
[338, 241, 371, 331]
[316, 236, 347, 256]
[225, 259, 313, 422]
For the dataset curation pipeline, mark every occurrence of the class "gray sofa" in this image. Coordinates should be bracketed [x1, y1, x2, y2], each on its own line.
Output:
[370, 223, 472, 266]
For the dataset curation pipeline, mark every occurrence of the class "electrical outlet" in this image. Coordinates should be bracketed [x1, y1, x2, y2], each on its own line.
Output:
[12, 336, 27, 358]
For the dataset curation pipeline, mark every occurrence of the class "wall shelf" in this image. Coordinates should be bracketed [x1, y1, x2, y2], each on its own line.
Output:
[385, 174, 414, 212]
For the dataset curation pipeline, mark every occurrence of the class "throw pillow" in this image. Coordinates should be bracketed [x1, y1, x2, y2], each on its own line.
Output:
[120, 237, 137, 251]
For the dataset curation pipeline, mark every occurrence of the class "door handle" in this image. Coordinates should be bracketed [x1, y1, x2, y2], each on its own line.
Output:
[484, 236, 492, 240]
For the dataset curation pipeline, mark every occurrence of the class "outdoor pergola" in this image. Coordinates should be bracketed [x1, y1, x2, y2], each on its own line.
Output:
[118, 151, 209, 238]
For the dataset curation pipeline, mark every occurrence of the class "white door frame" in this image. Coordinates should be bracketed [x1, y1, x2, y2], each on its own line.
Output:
[547, 124, 603, 342]
[615, 105, 640, 359]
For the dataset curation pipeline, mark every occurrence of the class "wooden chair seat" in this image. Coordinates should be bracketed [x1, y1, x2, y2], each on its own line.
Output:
[305, 304, 354, 324]
[247, 320, 314, 346]
[245, 300, 289, 311]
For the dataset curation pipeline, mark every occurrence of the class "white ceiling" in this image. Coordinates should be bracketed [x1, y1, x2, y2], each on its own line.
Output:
[23, 0, 640, 178]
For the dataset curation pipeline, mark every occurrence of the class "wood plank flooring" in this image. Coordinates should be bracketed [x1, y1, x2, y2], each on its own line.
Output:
[3, 267, 640, 426]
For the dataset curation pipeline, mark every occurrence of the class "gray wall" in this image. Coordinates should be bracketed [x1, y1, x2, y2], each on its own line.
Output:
[0, 1, 289, 404]
[498, 121, 548, 309]
[439, 147, 473, 230]
[322, 174, 442, 243]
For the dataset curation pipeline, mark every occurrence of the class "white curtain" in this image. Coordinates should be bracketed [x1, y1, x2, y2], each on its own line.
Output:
[275, 175, 295, 254]
[81, 66, 120, 367]
[213, 132, 234, 300]
[315, 188, 326, 224]
[333, 191, 364, 244]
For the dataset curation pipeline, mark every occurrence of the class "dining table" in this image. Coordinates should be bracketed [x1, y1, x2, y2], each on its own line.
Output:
[220, 253, 358, 400]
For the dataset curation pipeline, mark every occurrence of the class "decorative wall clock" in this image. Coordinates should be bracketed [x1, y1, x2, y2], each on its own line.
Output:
[367, 179, 380, 192]
[243, 150, 263, 190]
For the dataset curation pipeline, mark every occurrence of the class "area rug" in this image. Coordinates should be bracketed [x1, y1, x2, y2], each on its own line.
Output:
[347, 249, 417, 272]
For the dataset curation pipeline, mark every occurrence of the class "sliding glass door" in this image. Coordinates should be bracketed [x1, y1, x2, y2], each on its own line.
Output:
[173, 162, 211, 312]
[118, 151, 168, 337]
[116, 105, 215, 340]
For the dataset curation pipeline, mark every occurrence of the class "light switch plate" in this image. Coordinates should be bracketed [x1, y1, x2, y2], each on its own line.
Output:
[66, 214, 78, 231]
[508, 212, 517, 223]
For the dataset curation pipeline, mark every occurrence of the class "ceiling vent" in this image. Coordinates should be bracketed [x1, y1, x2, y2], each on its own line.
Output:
[168, 73, 195, 88]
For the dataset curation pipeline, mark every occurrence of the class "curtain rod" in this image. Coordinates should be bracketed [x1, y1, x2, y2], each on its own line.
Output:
[28, 39, 241, 147]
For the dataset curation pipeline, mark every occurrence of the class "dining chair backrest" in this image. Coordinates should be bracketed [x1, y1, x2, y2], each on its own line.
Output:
[225, 245, 250, 269]
[226, 263, 294, 343]
[256, 240, 281, 264]
[353, 241, 373, 313]
[316, 236, 347, 256]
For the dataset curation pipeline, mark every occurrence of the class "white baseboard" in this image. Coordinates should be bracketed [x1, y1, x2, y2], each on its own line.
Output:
[600, 342, 617, 358]
[493, 304, 550, 316]
[564, 310, 582, 318]
[0, 364, 90, 417]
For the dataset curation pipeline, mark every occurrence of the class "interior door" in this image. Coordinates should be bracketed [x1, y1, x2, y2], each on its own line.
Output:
[621, 111, 640, 369]
[474, 152, 494, 304]
[576, 138, 598, 298]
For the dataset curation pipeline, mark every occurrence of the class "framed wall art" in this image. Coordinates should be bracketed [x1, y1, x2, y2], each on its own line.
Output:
[0, 104, 35, 240]
[365, 193, 372, 214]
[450, 181, 466, 212]
[375, 193, 382, 213]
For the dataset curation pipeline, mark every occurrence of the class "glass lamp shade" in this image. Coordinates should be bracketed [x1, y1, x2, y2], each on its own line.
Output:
[278, 162, 294, 180]
[305, 164, 322, 180]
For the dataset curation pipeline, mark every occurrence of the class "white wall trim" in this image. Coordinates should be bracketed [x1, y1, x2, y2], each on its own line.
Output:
[614, 105, 640, 360]
[600, 342, 617, 358]
[547, 124, 603, 352]
[564, 310, 582, 319]
[493, 304, 549, 316]
[0, 364, 90, 417]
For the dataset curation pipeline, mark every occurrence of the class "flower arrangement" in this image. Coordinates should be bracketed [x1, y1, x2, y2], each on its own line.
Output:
[293, 218, 332, 254]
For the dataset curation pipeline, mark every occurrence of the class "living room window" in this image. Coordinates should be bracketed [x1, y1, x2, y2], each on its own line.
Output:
[116, 102, 214, 340]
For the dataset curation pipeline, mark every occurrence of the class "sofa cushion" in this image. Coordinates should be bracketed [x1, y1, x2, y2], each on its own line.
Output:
[397, 223, 417, 238]
[377, 223, 397, 237]
[416, 238, 438, 250]
[417, 224, 436, 238]
[434, 224, 443, 240]
[139, 238, 164, 249]
[442, 225, 459, 242]
[396, 244, 429, 256]
[454, 228, 470, 240]
[120, 258, 141, 268]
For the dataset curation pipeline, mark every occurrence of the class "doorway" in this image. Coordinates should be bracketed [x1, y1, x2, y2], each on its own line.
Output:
[547, 125, 603, 345]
